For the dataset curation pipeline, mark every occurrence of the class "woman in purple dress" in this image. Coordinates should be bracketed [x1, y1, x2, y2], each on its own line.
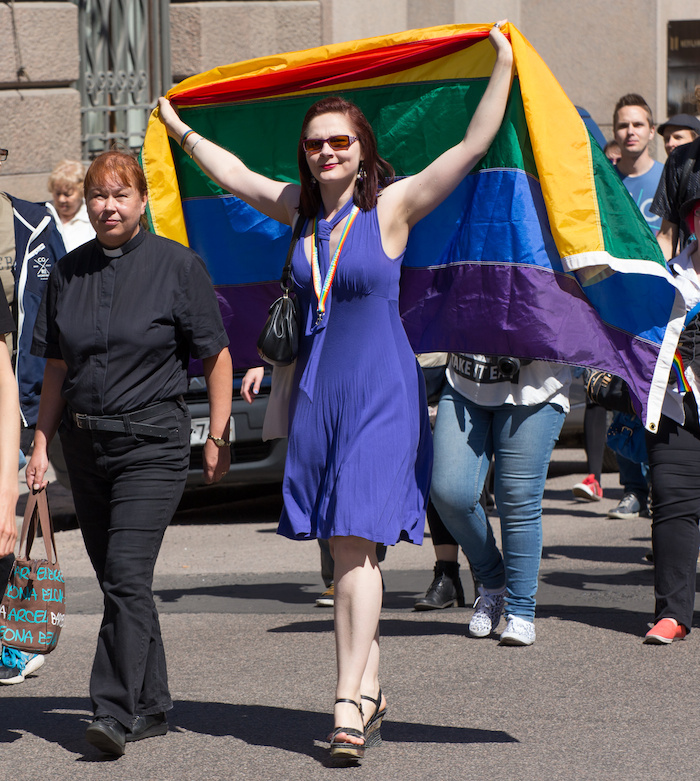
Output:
[158, 22, 512, 763]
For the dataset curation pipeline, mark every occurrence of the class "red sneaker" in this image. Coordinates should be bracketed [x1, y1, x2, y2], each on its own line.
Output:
[572, 474, 603, 502]
[643, 618, 687, 644]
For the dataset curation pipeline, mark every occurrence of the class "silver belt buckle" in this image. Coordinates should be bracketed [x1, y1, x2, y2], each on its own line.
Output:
[74, 413, 88, 429]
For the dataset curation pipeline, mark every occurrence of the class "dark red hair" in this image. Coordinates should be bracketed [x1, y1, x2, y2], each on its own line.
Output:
[84, 150, 147, 199]
[684, 198, 700, 237]
[297, 96, 394, 217]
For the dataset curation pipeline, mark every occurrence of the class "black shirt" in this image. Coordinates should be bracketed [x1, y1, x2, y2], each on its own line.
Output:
[651, 136, 700, 250]
[0, 286, 14, 335]
[32, 229, 229, 415]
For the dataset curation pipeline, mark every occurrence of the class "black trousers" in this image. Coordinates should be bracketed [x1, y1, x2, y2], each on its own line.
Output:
[60, 399, 190, 728]
[646, 399, 700, 631]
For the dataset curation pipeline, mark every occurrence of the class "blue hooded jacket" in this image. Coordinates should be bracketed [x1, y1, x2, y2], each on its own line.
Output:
[8, 196, 66, 427]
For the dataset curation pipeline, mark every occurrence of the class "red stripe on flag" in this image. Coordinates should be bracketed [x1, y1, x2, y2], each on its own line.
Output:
[172, 31, 489, 106]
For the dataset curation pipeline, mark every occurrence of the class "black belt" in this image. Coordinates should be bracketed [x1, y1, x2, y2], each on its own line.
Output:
[71, 400, 178, 440]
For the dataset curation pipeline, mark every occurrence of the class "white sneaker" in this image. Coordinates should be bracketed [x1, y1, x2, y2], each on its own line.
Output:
[468, 585, 506, 637]
[499, 614, 536, 646]
[315, 583, 334, 607]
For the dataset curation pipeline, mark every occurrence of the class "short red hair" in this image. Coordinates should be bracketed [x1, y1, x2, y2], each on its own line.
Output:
[84, 150, 147, 199]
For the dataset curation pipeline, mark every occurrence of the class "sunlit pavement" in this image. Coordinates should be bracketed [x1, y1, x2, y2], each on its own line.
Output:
[4, 448, 696, 780]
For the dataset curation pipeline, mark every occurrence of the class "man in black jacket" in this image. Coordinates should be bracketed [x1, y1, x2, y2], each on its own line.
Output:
[651, 86, 700, 259]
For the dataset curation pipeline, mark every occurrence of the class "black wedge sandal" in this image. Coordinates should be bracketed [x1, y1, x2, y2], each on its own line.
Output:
[361, 689, 387, 748]
[329, 698, 365, 765]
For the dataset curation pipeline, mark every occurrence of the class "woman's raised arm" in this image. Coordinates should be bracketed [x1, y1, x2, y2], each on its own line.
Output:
[157, 98, 300, 226]
[382, 22, 514, 233]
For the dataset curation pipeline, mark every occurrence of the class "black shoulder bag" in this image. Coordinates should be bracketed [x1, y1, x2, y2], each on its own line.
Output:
[257, 216, 305, 366]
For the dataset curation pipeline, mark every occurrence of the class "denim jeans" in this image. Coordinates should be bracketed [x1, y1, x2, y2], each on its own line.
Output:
[616, 453, 649, 500]
[430, 387, 565, 622]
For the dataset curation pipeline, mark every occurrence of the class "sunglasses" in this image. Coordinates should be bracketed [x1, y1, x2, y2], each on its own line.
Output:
[0, 149, 7, 162]
[302, 135, 358, 153]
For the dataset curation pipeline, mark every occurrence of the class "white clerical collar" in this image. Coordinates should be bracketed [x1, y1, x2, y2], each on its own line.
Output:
[98, 227, 147, 258]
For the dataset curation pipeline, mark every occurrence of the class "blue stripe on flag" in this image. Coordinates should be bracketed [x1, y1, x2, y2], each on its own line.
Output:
[183, 196, 292, 285]
[405, 169, 562, 272]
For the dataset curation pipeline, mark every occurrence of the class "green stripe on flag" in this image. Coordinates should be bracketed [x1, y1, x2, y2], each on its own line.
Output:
[173, 78, 535, 198]
[591, 140, 666, 266]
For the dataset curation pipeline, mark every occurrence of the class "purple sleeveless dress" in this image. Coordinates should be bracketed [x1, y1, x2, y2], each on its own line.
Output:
[277, 207, 431, 546]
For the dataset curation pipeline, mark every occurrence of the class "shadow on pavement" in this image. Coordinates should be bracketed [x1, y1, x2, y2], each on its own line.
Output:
[155, 581, 319, 605]
[173, 484, 283, 524]
[381, 591, 468, 610]
[544, 487, 623, 503]
[268, 618, 468, 637]
[154, 581, 463, 612]
[0, 696, 516, 764]
[541, 504, 615, 519]
[535, 603, 656, 636]
[171, 701, 517, 753]
[541, 566, 653, 591]
[0, 696, 121, 762]
[542, 544, 653, 566]
[538, 564, 659, 635]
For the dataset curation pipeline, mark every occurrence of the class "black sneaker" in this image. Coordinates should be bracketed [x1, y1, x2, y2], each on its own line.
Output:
[126, 712, 168, 742]
[85, 715, 126, 756]
[414, 561, 465, 610]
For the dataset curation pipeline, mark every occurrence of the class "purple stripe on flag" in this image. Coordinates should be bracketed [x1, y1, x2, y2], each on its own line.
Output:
[190, 283, 281, 374]
[196, 262, 659, 424]
[399, 262, 658, 417]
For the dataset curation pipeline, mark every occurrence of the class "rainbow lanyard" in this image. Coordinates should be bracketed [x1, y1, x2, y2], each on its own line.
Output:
[311, 205, 360, 325]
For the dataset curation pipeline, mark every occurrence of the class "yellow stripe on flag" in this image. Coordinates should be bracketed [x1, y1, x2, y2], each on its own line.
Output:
[510, 25, 604, 258]
[142, 109, 189, 245]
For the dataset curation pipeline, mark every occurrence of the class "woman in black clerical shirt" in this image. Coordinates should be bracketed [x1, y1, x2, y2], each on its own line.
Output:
[26, 151, 233, 756]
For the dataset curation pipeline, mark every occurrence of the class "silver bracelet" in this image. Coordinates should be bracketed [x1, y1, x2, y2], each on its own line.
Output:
[188, 136, 204, 159]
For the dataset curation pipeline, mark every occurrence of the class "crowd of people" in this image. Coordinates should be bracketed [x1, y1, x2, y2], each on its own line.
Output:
[0, 19, 698, 765]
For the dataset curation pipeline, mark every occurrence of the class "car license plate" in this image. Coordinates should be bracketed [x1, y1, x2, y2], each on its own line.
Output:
[190, 416, 235, 446]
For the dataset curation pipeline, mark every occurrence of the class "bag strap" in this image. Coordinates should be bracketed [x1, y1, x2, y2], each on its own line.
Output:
[19, 486, 59, 566]
[280, 213, 305, 293]
[18, 490, 38, 559]
[37, 488, 59, 565]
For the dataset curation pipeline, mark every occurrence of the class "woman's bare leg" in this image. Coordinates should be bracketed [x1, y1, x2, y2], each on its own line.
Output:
[330, 535, 382, 743]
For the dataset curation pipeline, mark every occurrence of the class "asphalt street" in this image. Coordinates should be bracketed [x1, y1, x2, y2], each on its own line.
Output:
[1, 447, 698, 781]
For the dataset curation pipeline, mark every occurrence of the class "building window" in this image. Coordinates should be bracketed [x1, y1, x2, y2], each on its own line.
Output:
[77, 0, 171, 158]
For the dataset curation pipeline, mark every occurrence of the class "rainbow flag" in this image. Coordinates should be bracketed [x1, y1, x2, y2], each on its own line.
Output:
[141, 22, 686, 431]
